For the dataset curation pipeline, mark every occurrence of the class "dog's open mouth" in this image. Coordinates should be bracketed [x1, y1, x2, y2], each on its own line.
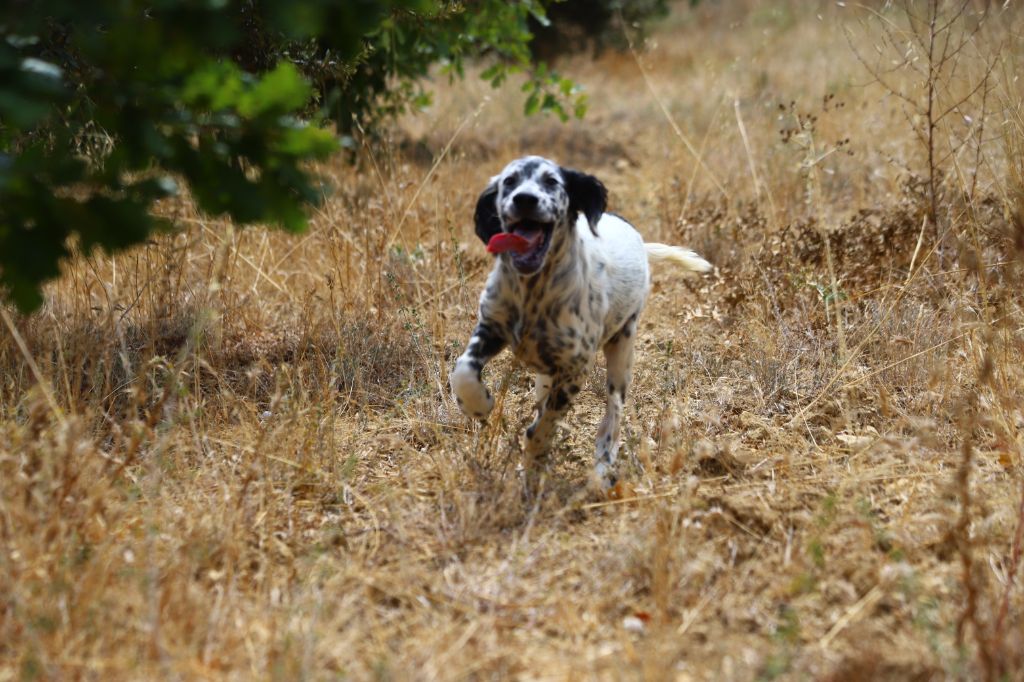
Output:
[502, 219, 553, 274]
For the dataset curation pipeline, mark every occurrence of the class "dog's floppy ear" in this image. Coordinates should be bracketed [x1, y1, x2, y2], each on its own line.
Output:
[474, 179, 502, 246]
[562, 167, 607, 235]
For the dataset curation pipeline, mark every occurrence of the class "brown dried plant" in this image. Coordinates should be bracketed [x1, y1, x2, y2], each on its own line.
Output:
[2, 2, 1023, 679]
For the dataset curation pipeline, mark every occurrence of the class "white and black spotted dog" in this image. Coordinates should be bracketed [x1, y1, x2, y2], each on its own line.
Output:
[451, 156, 711, 488]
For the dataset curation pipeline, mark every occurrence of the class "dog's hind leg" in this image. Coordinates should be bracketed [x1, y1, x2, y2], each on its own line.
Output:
[595, 316, 638, 487]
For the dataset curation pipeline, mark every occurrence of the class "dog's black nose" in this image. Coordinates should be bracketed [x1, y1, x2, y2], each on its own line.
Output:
[512, 193, 539, 211]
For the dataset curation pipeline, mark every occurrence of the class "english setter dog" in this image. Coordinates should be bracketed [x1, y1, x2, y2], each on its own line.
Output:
[451, 156, 711, 488]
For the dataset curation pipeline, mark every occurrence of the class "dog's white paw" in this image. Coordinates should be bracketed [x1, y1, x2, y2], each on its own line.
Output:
[450, 361, 494, 420]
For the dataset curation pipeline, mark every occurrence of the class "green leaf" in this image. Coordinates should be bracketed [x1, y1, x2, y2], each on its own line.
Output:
[182, 61, 245, 111]
[275, 124, 339, 157]
[573, 95, 589, 119]
[480, 63, 502, 82]
[524, 91, 540, 116]
[238, 62, 312, 118]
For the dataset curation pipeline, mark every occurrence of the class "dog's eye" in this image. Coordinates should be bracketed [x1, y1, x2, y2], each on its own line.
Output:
[543, 175, 560, 188]
[502, 175, 517, 188]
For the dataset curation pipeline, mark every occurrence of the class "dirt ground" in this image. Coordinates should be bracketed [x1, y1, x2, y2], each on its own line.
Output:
[3, 1, 1024, 680]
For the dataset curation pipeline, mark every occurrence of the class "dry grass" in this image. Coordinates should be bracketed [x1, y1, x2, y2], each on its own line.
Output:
[3, 1, 1024, 679]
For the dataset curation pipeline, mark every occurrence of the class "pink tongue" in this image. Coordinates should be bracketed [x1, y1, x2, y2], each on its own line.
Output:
[486, 231, 541, 255]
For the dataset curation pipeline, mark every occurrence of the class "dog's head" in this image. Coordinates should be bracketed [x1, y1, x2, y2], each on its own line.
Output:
[474, 156, 607, 275]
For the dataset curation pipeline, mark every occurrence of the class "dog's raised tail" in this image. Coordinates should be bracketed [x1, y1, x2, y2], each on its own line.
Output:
[644, 243, 712, 273]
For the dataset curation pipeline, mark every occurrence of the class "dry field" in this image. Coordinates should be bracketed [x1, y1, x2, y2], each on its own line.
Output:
[3, 1, 1024, 679]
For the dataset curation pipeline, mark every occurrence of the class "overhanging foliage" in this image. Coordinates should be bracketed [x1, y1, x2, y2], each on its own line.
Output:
[0, 0, 585, 312]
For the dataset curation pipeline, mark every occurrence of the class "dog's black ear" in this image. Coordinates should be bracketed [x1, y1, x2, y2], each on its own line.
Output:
[562, 167, 607, 235]
[474, 180, 501, 246]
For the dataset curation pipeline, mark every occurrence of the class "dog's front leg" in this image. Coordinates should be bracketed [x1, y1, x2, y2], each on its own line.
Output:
[451, 321, 507, 420]
[524, 374, 582, 458]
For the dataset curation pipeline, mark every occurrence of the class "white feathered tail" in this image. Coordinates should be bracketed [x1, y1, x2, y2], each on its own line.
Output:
[644, 243, 712, 273]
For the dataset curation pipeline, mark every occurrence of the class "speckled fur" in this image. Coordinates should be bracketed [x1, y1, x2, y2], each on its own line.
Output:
[451, 156, 711, 488]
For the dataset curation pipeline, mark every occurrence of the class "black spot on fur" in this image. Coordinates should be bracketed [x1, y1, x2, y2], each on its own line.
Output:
[472, 324, 505, 360]
[551, 267, 571, 289]
[550, 387, 571, 411]
[519, 159, 540, 177]
[609, 312, 638, 344]
[534, 335, 559, 373]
